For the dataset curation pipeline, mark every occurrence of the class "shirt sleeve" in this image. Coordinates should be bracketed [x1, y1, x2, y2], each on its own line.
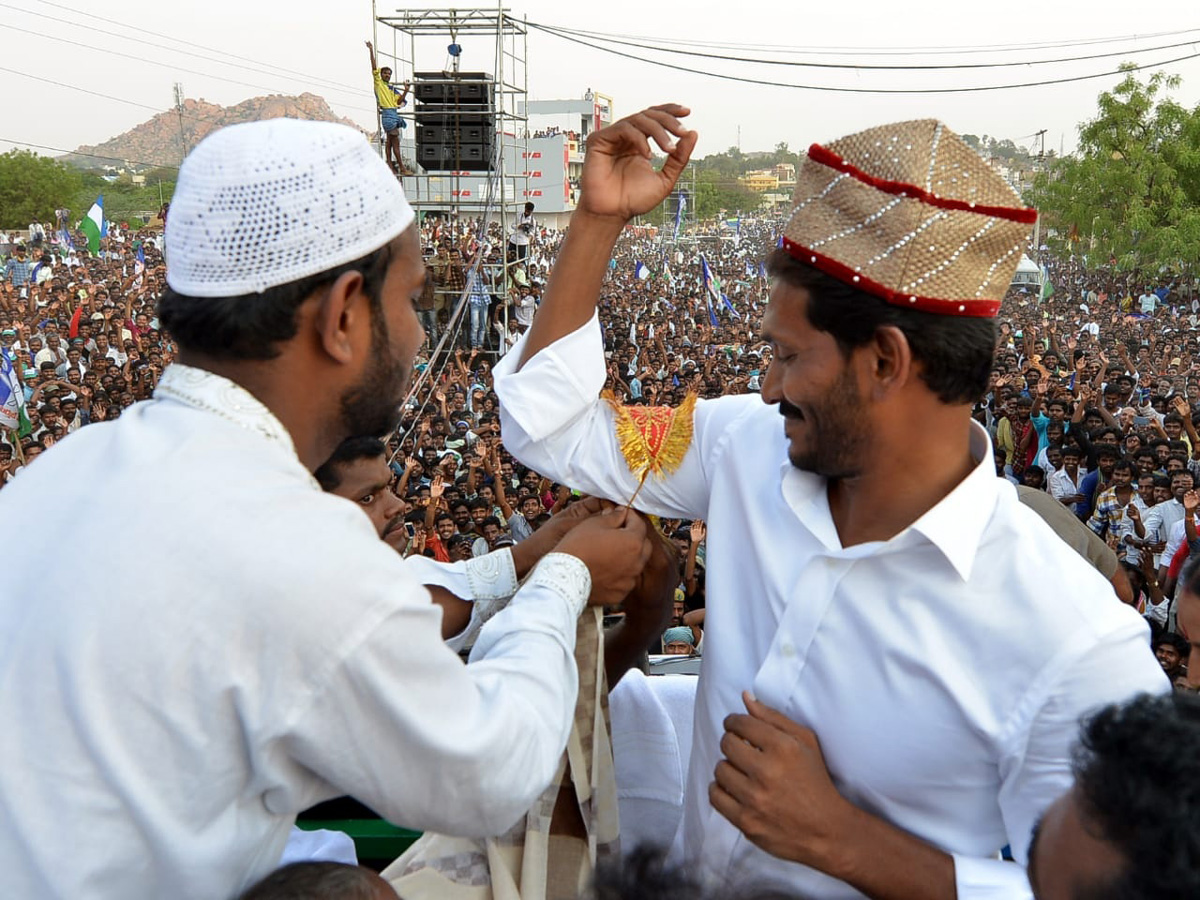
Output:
[397, 550, 519, 602]
[279, 552, 590, 838]
[1048, 473, 1069, 501]
[1163, 520, 1187, 564]
[493, 312, 750, 520]
[954, 620, 1169, 900]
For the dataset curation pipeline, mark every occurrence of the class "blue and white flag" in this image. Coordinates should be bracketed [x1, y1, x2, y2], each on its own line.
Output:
[1, 348, 30, 434]
[759, 261, 768, 281]
[673, 193, 686, 242]
[663, 262, 674, 288]
[745, 261, 756, 278]
[635, 261, 650, 281]
[700, 255, 715, 328]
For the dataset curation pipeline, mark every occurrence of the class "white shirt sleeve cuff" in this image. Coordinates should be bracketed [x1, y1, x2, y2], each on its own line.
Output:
[525, 552, 591, 618]
[402, 548, 519, 603]
[953, 854, 1033, 900]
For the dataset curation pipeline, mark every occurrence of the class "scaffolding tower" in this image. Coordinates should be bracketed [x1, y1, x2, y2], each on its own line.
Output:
[371, 7, 530, 354]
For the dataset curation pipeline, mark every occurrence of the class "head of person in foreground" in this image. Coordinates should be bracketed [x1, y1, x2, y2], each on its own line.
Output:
[762, 120, 1036, 481]
[158, 118, 427, 471]
[1026, 691, 1200, 900]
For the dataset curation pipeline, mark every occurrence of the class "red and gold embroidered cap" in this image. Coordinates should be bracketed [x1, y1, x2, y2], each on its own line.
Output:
[781, 120, 1037, 318]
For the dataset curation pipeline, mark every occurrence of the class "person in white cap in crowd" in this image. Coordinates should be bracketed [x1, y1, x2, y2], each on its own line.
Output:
[0, 117, 654, 900]
[493, 105, 1166, 898]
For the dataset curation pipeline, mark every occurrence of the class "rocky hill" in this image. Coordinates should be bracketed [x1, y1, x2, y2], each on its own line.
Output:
[65, 93, 364, 169]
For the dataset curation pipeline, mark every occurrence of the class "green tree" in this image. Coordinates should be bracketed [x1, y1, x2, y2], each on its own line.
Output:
[0, 150, 83, 229]
[1026, 68, 1200, 275]
[692, 168, 762, 219]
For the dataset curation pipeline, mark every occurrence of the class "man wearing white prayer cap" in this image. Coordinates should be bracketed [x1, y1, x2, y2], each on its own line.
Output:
[0, 118, 653, 900]
[493, 105, 1166, 899]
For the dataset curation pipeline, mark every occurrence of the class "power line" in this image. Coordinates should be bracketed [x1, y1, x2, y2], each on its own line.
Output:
[26, 0, 365, 94]
[0, 64, 273, 143]
[527, 22, 1200, 94]
[0, 1, 368, 100]
[0, 136, 180, 170]
[535, 23, 1200, 71]
[533, 24, 1200, 57]
[0, 20, 378, 116]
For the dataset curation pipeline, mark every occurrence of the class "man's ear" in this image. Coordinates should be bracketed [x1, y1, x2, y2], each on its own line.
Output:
[865, 325, 914, 400]
[311, 270, 367, 364]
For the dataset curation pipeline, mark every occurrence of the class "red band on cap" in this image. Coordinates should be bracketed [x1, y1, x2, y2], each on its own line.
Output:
[807, 143, 1038, 225]
[781, 237, 1001, 318]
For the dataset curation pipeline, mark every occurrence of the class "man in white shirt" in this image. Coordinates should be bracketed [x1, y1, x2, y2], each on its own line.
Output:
[494, 106, 1165, 899]
[1048, 445, 1087, 507]
[508, 201, 536, 262]
[1142, 470, 1190, 572]
[1138, 287, 1157, 315]
[0, 119, 656, 900]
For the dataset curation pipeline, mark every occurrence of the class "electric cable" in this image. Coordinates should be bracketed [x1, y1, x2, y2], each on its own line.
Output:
[533, 21, 1200, 71]
[527, 22, 1200, 94]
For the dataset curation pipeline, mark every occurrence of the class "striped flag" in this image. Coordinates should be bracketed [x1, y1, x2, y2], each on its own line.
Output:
[635, 261, 650, 281]
[1, 348, 31, 436]
[699, 255, 721, 327]
[673, 193, 686, 241]
[81, 195, 107, 256]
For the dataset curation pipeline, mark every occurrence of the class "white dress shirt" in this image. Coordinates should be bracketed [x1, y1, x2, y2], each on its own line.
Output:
[493, 314, 1166, 900]
[0, 364, 591, 900]
[1048, 465, 1085, 502]
[1142, 498, 1185, 567]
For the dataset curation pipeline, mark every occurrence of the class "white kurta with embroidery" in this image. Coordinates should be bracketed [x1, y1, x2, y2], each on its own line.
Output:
[493, 314, 1167, 900]
[0, 364, 592, 900]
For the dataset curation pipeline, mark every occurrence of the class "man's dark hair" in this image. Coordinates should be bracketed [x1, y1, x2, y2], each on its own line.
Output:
[1069, 692, 1200, 899]
[1151, 631, 1189, 658]
[159, 243, 392, 360]
[765, 248, 995, 405]
[314, 436, 387, 492]
[591, 844, 791, 900]
[238, 861, 390, 900]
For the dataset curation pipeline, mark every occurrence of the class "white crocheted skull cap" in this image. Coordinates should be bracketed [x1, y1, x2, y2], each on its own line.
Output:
[165, 118, 414, 297]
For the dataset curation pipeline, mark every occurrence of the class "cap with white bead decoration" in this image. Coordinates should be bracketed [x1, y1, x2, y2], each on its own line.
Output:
[780, 120, 1036, 318]
[165, 118, 414, 298]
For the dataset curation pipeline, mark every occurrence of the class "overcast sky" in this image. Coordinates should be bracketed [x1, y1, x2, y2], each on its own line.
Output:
[2, 0, 1199, 163]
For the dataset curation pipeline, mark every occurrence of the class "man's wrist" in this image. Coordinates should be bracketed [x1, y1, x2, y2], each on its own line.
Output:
[567, 210, 627, 245]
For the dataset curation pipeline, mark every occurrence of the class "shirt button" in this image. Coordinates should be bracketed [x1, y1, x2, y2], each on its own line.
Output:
[781, 642, 796, 658]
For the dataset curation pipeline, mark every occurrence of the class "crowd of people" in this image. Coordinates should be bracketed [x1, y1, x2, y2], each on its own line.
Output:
[3, 106, 1200, 899]
[5, 198, 1200, 674]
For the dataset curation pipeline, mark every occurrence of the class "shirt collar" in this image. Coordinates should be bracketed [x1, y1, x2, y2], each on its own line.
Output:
[908, 421, 998, 582]
[778, 420, 997, 581]
[153, 363, 299, 458]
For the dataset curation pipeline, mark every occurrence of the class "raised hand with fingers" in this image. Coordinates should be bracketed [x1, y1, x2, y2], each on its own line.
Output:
[1184, 490, 1200, 515]
[579, 104, 698, 223]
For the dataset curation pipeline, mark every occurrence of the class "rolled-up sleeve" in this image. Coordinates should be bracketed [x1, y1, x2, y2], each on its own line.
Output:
[494, 313, 745, 520]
